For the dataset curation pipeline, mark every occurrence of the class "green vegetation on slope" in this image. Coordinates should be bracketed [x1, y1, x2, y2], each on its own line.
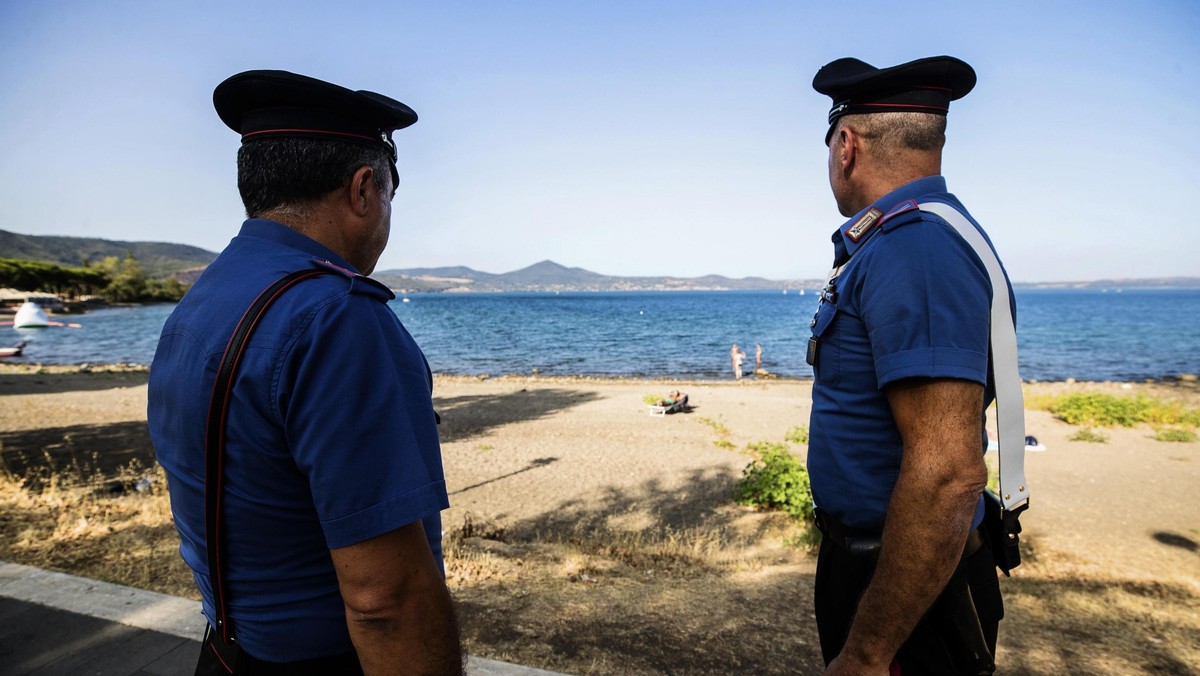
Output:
[0, 229, 214, 279]
[1, 255, 186, 302]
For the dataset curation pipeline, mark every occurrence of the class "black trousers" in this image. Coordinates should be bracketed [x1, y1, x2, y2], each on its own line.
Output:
[814, 530, 1004, 676]
[195, 626, 364, 676]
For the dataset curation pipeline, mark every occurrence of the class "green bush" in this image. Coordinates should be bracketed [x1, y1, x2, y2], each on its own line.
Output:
[699, 417, 731, 437]
[1068, 428, 1109, 443]
[1052, 393, 1150, 427]
[785, 425, 809, 445]
[1154, 428, 1197, 443]
[733, 444, 813, 521]
[1048, 393, 1200, 428]
[0, 258, 109, 298]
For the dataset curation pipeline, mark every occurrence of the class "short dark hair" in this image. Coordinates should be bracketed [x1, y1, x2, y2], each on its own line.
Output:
[841, 112, 947, 153]
[237, 138, 392, 218]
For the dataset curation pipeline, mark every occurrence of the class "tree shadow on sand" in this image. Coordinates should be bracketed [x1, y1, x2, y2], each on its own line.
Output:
[452, 473, 1200, 675]
[510, 467, 748, 537]
[450, 457, 560, 497]
[1001, 574, 1200, 675]
[451, 469, 828, 675]
[0, 370, 149, 396]
[1151, 531, 1198, 553]
[0, 420, 155, 488]
[433, 387, 601, 443]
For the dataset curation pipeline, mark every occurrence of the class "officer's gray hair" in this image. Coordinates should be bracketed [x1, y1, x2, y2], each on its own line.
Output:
[840, 112, 947, 154]
[237, 138, 392, 219]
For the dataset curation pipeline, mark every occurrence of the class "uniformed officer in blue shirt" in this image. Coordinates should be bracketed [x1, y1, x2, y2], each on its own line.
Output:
[148, 70, 463, 675]
[806, 56, 1013, 675]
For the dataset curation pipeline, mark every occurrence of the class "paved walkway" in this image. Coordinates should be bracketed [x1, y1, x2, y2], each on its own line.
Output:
[0, 561, 565, 675]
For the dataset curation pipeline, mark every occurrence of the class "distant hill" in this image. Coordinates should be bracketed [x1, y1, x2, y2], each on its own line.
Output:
[375, 259, 819, 292]
[0, 229, 217, 279]
[4, 229, 1197, 292]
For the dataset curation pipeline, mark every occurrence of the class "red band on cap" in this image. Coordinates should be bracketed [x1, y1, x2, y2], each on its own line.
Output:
[851, 103, 950, 113]
[241, 128, 379, 143]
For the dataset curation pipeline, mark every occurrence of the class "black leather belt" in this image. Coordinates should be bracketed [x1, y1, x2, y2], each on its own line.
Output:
[815, 508, 984, 559]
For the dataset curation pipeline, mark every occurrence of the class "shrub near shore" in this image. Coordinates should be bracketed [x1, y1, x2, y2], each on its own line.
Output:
[1029, 390, 1200, 444]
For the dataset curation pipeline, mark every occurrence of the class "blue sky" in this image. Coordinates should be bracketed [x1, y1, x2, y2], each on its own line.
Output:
[1, 1, 1197, 282]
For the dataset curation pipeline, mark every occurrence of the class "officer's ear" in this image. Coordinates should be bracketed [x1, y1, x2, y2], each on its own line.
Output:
[346, 165, 376, 218]
[833, 124, 857, 174]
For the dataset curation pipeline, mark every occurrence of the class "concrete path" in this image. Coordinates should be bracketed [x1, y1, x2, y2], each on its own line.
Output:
[0, 561, 565, 675]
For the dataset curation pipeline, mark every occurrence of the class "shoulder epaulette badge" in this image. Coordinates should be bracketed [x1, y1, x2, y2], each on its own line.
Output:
[846, 207, 883, 242]
[311, 259, 395, 301]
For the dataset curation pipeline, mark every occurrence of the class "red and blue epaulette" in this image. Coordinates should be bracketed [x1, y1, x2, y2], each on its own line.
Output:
[311, 258, 395, 301]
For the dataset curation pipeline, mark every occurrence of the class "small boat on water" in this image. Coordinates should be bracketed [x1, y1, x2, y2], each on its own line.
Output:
[0, 341, 26, 358]
[6, 301, 81, 329]
[13, 301, 51, 329]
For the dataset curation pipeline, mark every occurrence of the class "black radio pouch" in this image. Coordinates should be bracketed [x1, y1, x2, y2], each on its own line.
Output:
[200, 625, 248, 675]
[982, 489, 1024, 576]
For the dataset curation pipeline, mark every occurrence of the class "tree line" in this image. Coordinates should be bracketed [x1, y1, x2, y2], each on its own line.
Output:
[0, 254, 187, 302]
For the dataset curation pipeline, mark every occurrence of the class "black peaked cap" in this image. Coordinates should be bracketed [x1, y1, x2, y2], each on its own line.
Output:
[813, 56, 975, 142]
[213, 70, 417, 156]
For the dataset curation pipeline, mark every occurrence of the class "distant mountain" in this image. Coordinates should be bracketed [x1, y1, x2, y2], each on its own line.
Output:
[388, 265, 496, 280]
[502, 260, 609, 287]
[375, 260, 819, 293]
[0, 229, 216, 279]
[5, 228, 1197, 292]
[377, 261, 1200, 294]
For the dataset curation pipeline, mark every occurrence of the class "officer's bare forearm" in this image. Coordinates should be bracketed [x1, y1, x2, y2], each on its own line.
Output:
[346, 580, 463, 676]
[829, 378, 986, 673]
[332, 522, 465, 675]
[836, 457, 984, 670]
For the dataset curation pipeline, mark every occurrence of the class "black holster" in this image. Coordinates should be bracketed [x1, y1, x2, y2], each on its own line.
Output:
[981, 489, 1024, 576]
[926, 559, 996, 675]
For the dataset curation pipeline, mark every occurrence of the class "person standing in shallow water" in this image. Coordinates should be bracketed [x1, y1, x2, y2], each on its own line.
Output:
[730, 343, 746, 380]
[805, 55, 1015, 675]
[147, 70, 462, 675]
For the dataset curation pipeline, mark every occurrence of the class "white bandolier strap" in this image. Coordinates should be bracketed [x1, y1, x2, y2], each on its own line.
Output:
[918, 201, 1030, 513]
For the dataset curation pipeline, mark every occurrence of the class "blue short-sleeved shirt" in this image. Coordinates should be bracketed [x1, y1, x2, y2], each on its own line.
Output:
[807, 176, 1014, 531]
[147, 219, 449, 662]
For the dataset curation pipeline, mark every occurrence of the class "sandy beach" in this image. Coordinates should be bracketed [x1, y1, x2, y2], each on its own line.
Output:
[1, 364, 1197, 674]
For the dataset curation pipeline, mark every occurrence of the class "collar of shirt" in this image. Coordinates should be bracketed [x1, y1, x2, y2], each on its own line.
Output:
[830, 175, 948, 267]
[238, 218, 360, 273]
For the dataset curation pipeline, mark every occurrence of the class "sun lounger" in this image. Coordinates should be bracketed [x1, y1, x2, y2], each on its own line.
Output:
[648, 392, 689, 416]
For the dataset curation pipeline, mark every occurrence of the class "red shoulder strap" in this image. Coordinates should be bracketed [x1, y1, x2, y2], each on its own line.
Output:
[203, 268, 333, 645]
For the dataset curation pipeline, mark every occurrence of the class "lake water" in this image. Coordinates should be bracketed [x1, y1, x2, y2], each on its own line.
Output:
[3, 289, 1197, 382]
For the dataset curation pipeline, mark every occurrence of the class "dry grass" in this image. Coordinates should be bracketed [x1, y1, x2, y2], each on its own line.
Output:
[0, 457, 196, 598]
[1002, 570, 1200, 674]
[442, 509, 822, 674]
[0, 455, 826, 673]
[3, 454, 1200, 674]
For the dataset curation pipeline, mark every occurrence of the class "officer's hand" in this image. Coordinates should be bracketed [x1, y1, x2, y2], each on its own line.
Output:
[823, 652, 893, 676]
